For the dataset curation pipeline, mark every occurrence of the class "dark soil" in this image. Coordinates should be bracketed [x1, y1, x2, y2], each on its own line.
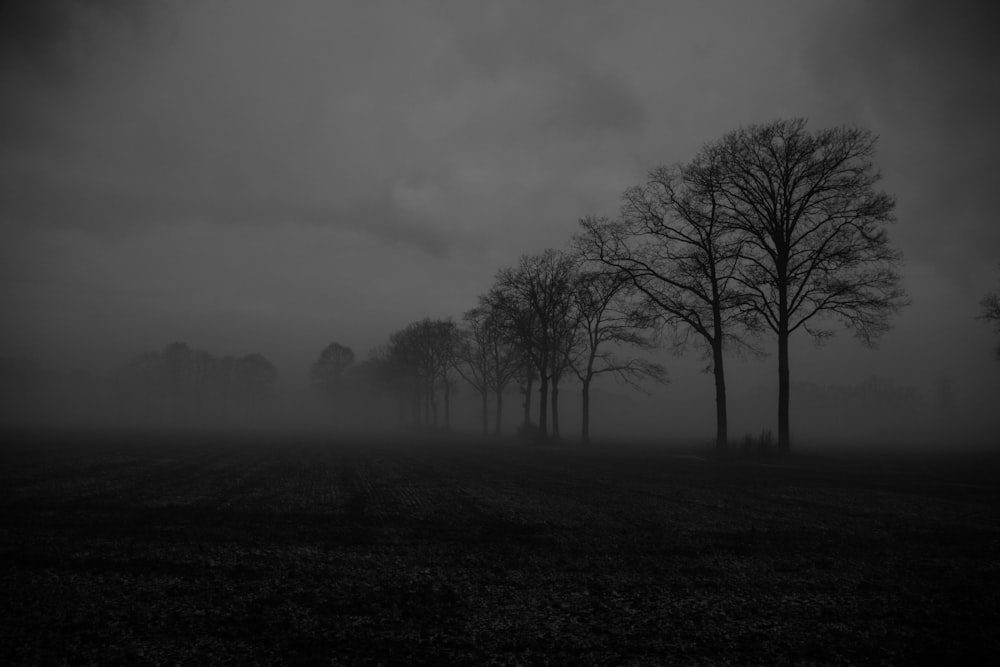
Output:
[2, 431, 998, 665]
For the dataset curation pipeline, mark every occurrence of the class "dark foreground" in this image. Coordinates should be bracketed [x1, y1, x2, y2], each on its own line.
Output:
[2, 432, 999, 665]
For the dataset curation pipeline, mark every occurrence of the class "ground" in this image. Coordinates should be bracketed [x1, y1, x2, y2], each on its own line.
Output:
[1, 431, 998, 664]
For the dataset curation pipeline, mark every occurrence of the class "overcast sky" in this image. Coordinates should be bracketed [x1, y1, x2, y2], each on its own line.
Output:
[1, 0, 998, 437]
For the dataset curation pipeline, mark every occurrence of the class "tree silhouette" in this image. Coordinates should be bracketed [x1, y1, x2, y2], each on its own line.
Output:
[492, 250, 577, 441]
[455, 307, 493, 434]
[978, 264, 1000, 359]
[427, 319, 460, 430]
[385, 318, 459, 430]
[457, 298, 528, 436]
[161, 342, 196, 419]
[708, 119, 908, 453]
[575, 157, 754, 449]
[114, 344, 277, 425]
[309, 342, 356, 421]
[569, 266, 666, 443]
[310, 342, 356, 393]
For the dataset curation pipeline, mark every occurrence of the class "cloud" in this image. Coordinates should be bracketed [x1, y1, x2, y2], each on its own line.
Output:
[0, 0, 154, 82]
[802, 0, 1000, 283]
[3, 0, 995, 411]
[0, 0, 652, 261]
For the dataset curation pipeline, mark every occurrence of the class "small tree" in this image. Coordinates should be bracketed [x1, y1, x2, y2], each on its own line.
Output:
[428, 319, 460, 430]
[978, 264, 1000, 360]
[310, 342, 356, 394]
[569, 266, 666, 443]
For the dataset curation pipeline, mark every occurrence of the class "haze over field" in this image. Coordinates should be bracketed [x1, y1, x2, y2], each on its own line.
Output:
[1, 0, 998, 444]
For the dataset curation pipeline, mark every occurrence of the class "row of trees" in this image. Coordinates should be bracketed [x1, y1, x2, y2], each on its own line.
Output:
[574, 119, 907, 453]
[309, 119, 909, 453]
[479, 250, 665, 441]
[116, 342, 278, 421]
[311, 250, 667, 442]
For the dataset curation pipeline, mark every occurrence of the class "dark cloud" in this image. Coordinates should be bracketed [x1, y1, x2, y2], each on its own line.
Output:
[804, 0, 1000, 281]
[0, 166, 452, 257]
[0, 0, 155, 82]
[1, 0, 997, 421]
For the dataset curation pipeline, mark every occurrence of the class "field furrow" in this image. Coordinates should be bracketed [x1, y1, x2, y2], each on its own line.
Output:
[2, 434, 998, 665]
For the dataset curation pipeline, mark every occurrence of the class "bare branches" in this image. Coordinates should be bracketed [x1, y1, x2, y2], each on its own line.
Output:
[574, 158, 758, 448]
[708, 119, 908, 345]
[700, 118, 907, 452]
[569, 266, 664, 387]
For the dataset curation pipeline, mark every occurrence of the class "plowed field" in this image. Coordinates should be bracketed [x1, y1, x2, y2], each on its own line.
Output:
[2, 433, 998, 664]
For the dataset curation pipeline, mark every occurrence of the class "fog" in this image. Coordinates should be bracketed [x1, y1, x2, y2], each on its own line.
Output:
[1, 1, 998, 450]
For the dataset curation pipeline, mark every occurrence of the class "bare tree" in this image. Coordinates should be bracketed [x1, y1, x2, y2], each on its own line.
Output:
[575, 156, 753, 450]
[456, 302, 523, 435]
[385, 318, 459, 430]
[387, 324, 430, 427]
[492, 250, 577, 441]
[978, 264, 1000, 360]
[360, 343, 409, 426]
[484, 308, 524, 436]
[310, 342, 356, 393]
[569, 266, 666, 443]
[429, 319, 460, 430]
[455, 307, 492, 434]
[547, 275, 579, 441]
[708, 118, 908, 453]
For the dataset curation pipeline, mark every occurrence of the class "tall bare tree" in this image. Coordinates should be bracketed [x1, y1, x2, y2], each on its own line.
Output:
[569, 266, 666, 443]
[575, 156, 752, 449]
[708, 118, 908, 453]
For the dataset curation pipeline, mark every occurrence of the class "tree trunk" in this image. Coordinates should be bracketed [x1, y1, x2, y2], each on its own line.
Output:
[777, 330, 790, 454]
[443, 374, 451, 430]
[495, 389, 503, 436]
[777, 289, 791, 454]
[580, 377, 591, 444]
[712, 337, 728, 451]
[481, 389, 489, 435]
[523, 375, 533, 428]
[551, 377, 560, 441]
[538, 373, 549, 440]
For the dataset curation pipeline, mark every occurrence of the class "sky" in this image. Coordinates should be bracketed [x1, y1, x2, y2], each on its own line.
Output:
[1, 0, 998, 441]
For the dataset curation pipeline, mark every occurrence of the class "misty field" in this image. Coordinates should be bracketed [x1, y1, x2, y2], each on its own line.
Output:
[1, 433, 998, 664]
